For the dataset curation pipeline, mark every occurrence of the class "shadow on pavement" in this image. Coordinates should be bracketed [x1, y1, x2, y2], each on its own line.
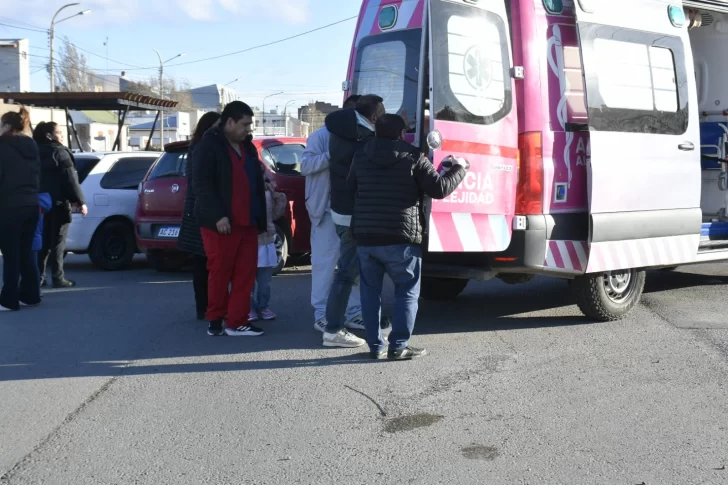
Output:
[2, 261, 727, 382]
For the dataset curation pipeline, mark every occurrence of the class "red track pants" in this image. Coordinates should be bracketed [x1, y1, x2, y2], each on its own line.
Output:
[201, 226, 258, 328]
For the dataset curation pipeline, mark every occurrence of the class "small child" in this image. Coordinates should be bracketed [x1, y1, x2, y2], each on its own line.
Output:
[249, 178, 287, 322]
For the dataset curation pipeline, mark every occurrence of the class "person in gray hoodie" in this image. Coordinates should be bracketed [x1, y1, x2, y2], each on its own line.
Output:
[301, 95, 363, 332]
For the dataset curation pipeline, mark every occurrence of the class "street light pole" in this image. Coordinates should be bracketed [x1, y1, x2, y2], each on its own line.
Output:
[220, 78, 239, 112]
[49, 3, 91, 92]
[153, 49, 185, 148]
[262, 91, 283, 136]
[283, 100, 296, 137]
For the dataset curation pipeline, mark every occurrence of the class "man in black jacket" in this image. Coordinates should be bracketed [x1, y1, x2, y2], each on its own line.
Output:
[348, 114, 469, 360]
[192, 101, 267, 337]
[321, 94, 385, 348]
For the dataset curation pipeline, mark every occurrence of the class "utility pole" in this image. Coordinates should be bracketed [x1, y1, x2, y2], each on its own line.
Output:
[153, 49, 185, 148]
[283, 100, 295, 137]
[49, 3, 91, 92]
[262, 91, 283, 136]
[220, 78, 239, 112]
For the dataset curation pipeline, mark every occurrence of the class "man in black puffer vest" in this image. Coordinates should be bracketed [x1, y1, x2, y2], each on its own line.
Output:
[348, 114, 469, 360]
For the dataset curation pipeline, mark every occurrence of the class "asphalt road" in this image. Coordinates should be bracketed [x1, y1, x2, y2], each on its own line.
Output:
[1, 254, 727, 485]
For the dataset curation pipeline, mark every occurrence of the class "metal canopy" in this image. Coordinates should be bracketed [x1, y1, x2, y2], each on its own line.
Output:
[0, 92, 177, 111]
[1, 92, 178, 152]
[684, 0, 728, 13]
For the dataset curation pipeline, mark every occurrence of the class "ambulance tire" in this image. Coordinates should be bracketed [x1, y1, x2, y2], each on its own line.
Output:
[420, 277, 469, 301]
[572, 269, 646, 322]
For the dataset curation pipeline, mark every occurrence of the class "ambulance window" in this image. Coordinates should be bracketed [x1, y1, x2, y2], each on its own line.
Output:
[430, 2, 512, 125]
[353, 29, 421, 133]
[594, 40, 678, 113]
[358, 41, 406, 114]
[579, 23, 688, 135]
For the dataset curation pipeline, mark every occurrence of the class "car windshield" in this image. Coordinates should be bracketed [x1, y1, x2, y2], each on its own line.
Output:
[148, 150, 188, 180]
[262, 144, 305, 176]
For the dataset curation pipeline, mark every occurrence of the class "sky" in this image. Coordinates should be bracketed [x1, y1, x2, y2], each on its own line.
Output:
[0, 0, 360, 115]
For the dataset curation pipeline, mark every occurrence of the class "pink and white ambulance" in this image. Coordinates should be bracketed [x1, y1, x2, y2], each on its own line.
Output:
[345, 0, 728, 320]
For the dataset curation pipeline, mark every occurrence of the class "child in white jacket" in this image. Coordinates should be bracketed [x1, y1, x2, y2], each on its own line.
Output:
[250, 177, 287, 322]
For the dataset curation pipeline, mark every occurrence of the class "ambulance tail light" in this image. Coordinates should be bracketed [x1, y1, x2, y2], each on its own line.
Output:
[516, 132, 544, 215]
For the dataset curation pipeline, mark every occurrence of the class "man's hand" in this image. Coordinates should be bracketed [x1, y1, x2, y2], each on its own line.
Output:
[80, 204, 88, 217]
[216, 217, 232, 235]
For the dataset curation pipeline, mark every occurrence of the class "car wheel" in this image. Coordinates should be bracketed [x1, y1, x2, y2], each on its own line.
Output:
[572, 269, 646, 321]
[89, 220, 135, 271]
[146, 252, 189, 273]
[420, 276, 469, 301]
[272, 224, 289, 276]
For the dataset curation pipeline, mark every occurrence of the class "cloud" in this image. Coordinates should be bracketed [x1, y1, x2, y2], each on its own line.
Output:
[0, 0, 310, 26]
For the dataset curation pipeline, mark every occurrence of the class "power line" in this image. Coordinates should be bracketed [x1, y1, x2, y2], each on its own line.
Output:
[121, 15, 358, 71]
[0, 20, 47, 33]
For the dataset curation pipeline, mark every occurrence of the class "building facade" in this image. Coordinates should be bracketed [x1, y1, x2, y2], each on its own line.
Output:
[0, 39, 30, 92]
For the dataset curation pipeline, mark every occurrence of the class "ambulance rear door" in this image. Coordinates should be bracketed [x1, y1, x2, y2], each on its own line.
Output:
[426, 0, 519, 253]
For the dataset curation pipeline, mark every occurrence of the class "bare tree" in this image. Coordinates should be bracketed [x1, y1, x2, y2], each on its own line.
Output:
[56, 38, 94, 92]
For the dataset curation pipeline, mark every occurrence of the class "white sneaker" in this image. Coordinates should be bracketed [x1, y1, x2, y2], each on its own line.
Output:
[344, 315, 365, 330]
[314, 318, 328, 333]
[323, 329, 366, 348]
[224, 325, 265, 337]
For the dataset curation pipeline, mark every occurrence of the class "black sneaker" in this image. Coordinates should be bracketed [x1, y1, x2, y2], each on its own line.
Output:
[207, 320, 225, 336]
[370, 350, 386, 360]
[52, 279, 76, 288]
[224, 325, 265, 337]
[388, 346, 427, 360]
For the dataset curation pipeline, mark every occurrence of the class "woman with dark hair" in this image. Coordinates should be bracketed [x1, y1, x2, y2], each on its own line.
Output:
[177, 111, 221, 320]
[33, 121, 87, 288]
[0, 107, 42, 311]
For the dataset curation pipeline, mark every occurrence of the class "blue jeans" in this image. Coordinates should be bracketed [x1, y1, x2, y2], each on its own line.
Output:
[358, 244, 422, 352]
[324, 224, 359, 333]
[251, 266, 274, 313]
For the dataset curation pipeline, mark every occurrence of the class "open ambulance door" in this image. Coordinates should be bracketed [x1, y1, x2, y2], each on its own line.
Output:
[426, 0, 519, 253]
[574, 0, 702, 272]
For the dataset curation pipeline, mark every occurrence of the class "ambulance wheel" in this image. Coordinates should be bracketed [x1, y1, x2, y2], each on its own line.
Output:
[572, 269, 645, 322]
[420, 277, 469, 301]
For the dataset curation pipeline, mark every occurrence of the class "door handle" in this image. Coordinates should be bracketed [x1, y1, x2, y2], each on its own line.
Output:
[678, 142, 695, 151]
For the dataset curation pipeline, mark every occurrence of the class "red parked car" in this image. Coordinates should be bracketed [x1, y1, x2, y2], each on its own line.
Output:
[135, 137, 311, 273]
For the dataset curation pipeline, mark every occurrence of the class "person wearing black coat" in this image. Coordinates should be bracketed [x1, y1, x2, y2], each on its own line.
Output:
[33, 121, 87, 288]
[0, 108, 42, 312]
[177, 111, 221, 321]
[192, 102, 267, 338]
[320, 94, 385, 349]
[348, 114, 469, 360]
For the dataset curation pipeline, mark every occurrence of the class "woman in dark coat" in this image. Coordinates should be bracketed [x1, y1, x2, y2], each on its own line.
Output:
[177, 112, 221, 320]
[0, 107, 42, 311]
[33, 121, 87, 288]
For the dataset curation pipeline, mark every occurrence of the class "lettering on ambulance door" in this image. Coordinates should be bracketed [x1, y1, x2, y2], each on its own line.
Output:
[427, 0, 519, 253]
[574, 0, 702, 272]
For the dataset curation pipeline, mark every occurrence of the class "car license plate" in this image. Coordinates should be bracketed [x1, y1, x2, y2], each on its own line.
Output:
[158, 227, 180, 238]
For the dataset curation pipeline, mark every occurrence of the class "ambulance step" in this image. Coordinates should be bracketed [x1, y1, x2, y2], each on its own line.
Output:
[699, 239, 728, 251]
